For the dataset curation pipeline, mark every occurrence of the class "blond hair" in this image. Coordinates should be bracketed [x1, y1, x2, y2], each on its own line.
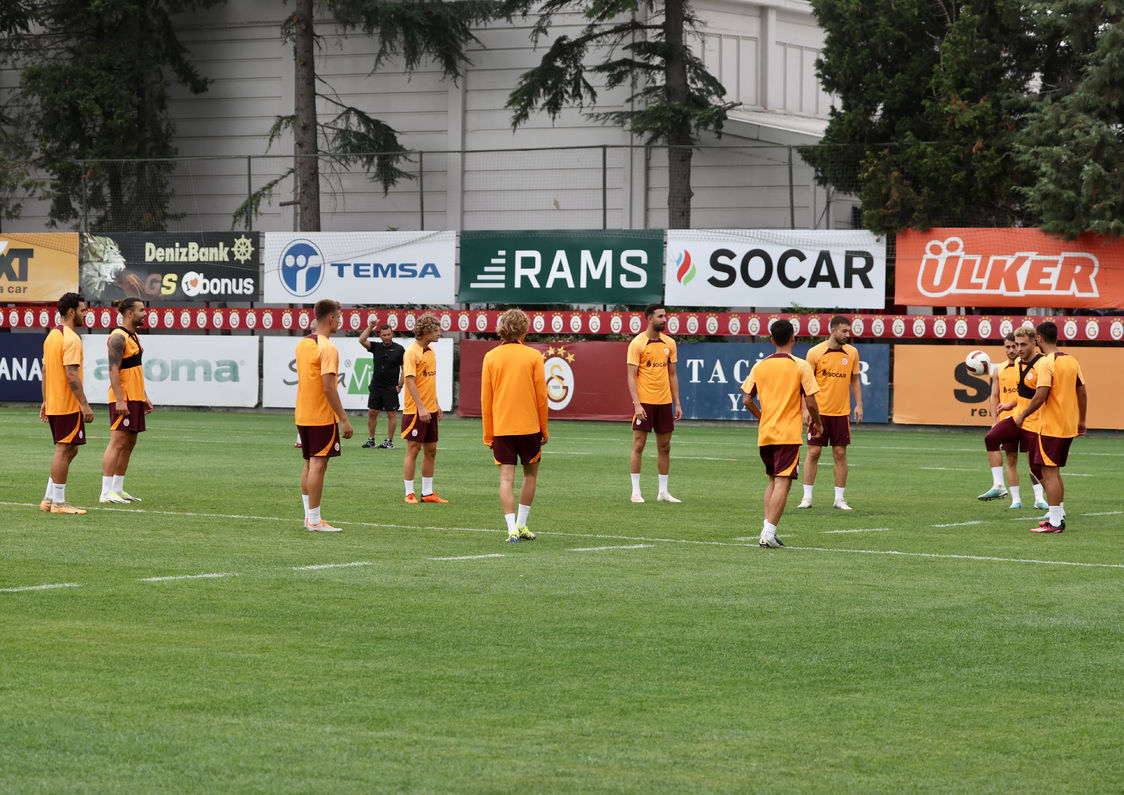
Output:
[414, 313, 441, 338]
[1013, 325, 1036, 340]
[496, 308, 529, 343]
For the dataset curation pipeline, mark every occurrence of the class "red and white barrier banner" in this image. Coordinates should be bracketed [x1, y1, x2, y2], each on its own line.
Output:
[3, 306, 1123, 342]
[897, 228, 1124, 309]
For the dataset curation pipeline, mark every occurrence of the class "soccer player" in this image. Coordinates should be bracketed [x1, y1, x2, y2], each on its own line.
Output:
[401, 313, 446, 504]
[39, 292, 94, 514]
[100, 297, 152, 504]
[977, 333, 1047, 508]
[741, 319, 822, 548]
[984, 326, 1044, 494]
[1018, 321, 1087, 534]
[797, 315, 862, 511]
[295, 299, 354, 532]
[358, 319, 404, 449]
[481, 309, 549, 543]
[626, 303, 683, 503]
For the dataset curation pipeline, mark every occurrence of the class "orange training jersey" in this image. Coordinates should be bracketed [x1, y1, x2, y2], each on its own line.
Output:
[402, 341, 438, 414]
[1036, 352, 1085, 438]
[43, 326, 83, 415]
[1015, 354, 1043, 434]
[627, 332, 677, 405]
[741, 353, 820, 446]
[294, 333, 340, 426]
[996, 360, 1019, 421]
[805, 341, 859, 416]
[480, 341, 549, 445]
[107, 327, 146, 403]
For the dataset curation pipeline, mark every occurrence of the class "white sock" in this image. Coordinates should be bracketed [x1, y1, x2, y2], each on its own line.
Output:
[658, 474, 669, 493]
[422, 477, 434, 495]
[990, 467, 1003, 488]
[404, 479, 414, 496]
[630, 473, 641, 493]
[111, 475, 124, 494]
[1009, 485, 1021, 504]
[1032, 483, 1045, 504]
[834, 486, 845, 501]
[802, 484, 813, 500]
[53, 482, 66, 503]
[101, 475, 113, 496]
[762, 521, 777, 537]
[44, 477, 55, 501]
[516, 503, 531, 527]
[504, 513, 517, 533]
[1059, 501, 1065, 518]
[308, 506, 321, 525]
[302, 494, 310, 517]
[1048, 505, 1063, 526]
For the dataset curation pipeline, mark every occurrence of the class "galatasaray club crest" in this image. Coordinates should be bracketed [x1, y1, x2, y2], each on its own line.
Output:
[543, 345, 576, 411]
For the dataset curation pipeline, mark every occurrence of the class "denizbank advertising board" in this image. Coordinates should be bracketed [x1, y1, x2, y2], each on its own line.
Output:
[459, 230, 663, 304]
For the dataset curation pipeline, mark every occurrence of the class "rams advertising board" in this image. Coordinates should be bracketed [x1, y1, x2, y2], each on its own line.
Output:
[79, 233, 261, 304]
[458, 230, 663, 304]
[0, 233, 78, 302]
[676, 342, 889, 422]
[665, 230, 886, 309]
[81, 335, 259, 407]
[263, 232, 456, 304]
[262, 336, 453, 413]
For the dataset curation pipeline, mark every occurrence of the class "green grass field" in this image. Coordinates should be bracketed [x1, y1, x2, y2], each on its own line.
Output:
[2, 406, 1122, 792]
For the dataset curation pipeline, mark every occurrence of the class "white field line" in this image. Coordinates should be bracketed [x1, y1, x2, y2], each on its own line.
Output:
[1084, 511, 1123, 516]
[932, 521, 985, 527]
[139, 572, 238, 582]
[0, 582, 81, 593]
[429, 553, 508, 561]
[568, 544, 654, 552]
[824, 528, 889, 534]
[795, 547, 1124, 569]
[920, 467, 976, 472]
[292, 561, 372, 571]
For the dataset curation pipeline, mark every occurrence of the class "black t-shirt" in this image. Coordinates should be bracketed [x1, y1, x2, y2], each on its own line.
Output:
[370, 341, 405, 390]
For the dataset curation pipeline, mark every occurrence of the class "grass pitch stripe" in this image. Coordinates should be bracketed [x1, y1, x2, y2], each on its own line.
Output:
[568, 544, 654, 552]
[0, 582, 81, 593]
[139, 572, 239, 582]
[292, 561, 373, 571]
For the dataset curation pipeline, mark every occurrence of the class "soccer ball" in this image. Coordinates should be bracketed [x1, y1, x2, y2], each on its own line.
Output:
[964, 349, 991, 375]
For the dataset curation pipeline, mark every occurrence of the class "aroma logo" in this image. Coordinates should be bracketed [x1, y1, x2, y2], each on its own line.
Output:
[675, 250, 696, 285]
[543, 345, 575, 411]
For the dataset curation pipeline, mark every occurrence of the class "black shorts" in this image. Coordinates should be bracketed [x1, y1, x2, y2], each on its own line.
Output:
[633, 402, 674, 434]
[297, 424, 341, 460]
[759, 444, 800, 478]
[402, 413, 439, 444]
[808, 414, 850, 447]
[491, 433, 543, 466]
[48, 412, 86, 445]
[109, 401, 146, 433]
[368, 386, 400, 411]
[1035, 434, 1074, 469]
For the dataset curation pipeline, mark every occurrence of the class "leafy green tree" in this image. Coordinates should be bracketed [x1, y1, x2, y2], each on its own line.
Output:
[1015, 2, 1124, 238]
[14, 0, 220, 232]
[505, 0, 730, 228]
[805, 0, 1047, 234]
[0, 2, 44, 225]
[237, 0, 504, 231]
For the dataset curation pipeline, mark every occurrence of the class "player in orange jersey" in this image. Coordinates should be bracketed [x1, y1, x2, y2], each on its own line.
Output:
[1018, 321, 1087, 534]
[986, 326, 1044, 496]
[797, 315, 863, 511]
[401, 314, 446, 504]
[100, 298, 153, 504]
[295, 299, 354, 532]
[626, 304, 683, 503]
[741, 319, 821, 549]
[39, 292, 95, 514]
[481, 309, 549, 543]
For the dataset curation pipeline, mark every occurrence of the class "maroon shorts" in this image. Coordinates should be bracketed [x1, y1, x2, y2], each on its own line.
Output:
[48, 412, 86, 445]
[491, 433, 543, 466]
[633, 402, 674, 434]
[1035, 434, 1074, 468]
[759, 444, 800, 478]
[297, 424, 341, 460]
[808, 414, 850, 447]
[109, 401, 146, 433]
[401, 413, 439, 444]
[984, 417, 1020, 452]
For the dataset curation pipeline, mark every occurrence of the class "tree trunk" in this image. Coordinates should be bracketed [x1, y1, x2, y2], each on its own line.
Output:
[664, 0, 693, 229]
[293, 0, 320, 231]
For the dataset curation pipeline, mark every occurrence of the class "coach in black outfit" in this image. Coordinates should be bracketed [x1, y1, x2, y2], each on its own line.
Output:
[358, 319, 405, 449]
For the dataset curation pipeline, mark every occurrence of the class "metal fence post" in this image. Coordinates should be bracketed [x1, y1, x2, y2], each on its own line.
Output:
[602, 145, 608, 230]
[418, 150, 425, 230]
[788, 145, 796, 229]
[246, 156, 253, 231]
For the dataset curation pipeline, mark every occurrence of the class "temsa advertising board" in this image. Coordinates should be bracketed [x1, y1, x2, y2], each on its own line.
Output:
[896, 228, 1124, 309]
[893, 345, 1122, 430]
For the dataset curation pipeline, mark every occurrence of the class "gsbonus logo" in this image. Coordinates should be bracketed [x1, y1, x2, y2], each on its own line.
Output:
[675, 250, 696, 285]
